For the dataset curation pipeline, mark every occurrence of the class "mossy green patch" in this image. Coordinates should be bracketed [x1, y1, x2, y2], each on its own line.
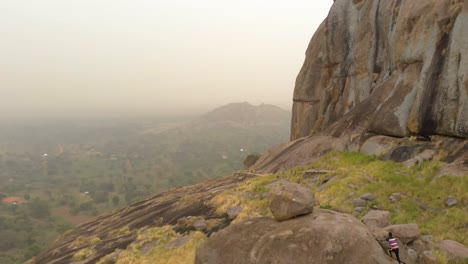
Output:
[98, 226, 206, 264]
[211, 151, 467, 244]
[98, 151, 467, 264]
[109, 226, 131, 237]
[72, 248, 95, 261]
[70, 235, 101, 248]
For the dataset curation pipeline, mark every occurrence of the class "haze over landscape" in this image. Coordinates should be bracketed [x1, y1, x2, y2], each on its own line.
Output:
[0, 2, 336, 262]
[0, 0, 333, 120]
[1, 0, 468, 263]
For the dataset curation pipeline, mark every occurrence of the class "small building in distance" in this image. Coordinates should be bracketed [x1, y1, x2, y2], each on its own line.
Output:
[2, 196, 27, 205]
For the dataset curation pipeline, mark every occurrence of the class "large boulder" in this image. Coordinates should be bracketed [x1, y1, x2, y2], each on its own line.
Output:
[384, 224, 420, 244]
[410, 238, 432, 256]
[195, 209, 395, 264]
[360, 136, 399, 156]
[361, 210, 391, 228]
[268, 182, 314, 221]
[352, 197, 368, 208]
[436, 151, 468, 177]
[421, 251, 437, 264]
[436, 240, 468, 261]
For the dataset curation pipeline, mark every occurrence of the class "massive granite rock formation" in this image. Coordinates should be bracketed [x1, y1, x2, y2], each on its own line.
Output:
[254, 0, 467, 173]
[292, 0, 467, 140]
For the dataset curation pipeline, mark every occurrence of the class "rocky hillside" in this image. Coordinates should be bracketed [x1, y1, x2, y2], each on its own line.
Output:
[27, 0, 467, 263]
[27, 152, 467, 264]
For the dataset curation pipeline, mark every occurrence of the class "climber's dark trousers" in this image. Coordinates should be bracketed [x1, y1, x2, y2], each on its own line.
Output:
[390, 248, 401, 263]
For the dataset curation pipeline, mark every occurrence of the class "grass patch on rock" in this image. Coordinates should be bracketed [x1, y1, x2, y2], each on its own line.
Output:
[210, 169, 310, 223]
[100, 226, 206, 264]
[72, 248, 95, 261]
[95, 151, 466, 264]
[211, 151, 467, 244]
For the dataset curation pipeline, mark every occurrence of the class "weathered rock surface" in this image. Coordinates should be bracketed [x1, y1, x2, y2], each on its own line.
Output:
[165, 235, 190, 249]
[437, 156, 468, 177]
[421, 250, 437, 264]
[403, 149, 436, 167]
[268, 182, 314, 221]
[353, 197, 368, 207]
[362, 210, 391, 228]
[291, 0, 468, 140]
[436, 239, 468, 261]
[193, 218, 207, 231]
[352, 206, 366, 217]
[252, 135, 346, 173]
[28, 172, 257, 264]
[226, 206, 243, 220]
[436, 146, 468, 177]
[389, 192, 403, 203]
[445, 195, 458, 207]
[361, 193, 377, 201]
[195, 209, 395, 264]
[384, 223, 420, 244]
[360, 136, 399, 156]
[410, 239, 433, 256]
[253, 0, 468, 173]
[253, 130, 467, 174]
[407, 248, 418, 262]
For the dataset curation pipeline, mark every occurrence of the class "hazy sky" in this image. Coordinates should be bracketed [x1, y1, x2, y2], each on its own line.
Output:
[0, 0, 333, 119]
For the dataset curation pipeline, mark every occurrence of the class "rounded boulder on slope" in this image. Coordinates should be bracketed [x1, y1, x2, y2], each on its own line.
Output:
[268, 182, 314, 221]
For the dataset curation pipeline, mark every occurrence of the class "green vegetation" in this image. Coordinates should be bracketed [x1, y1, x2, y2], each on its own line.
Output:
[72, 248, 96, 262]
[109, 226, 131, 238]
[0, 201, 74, 263]
[0, 111, 289, 263]
[96, 151, 465, 264]
[211, 151, 467, 244]
[1, 110, 464, 263]
[97, 226, 206, 264]
[70, 236, 101, 248]
[17, 150, 462, 264]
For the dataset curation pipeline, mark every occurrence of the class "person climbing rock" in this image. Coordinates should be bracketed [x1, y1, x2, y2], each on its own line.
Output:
[386, 232, 402, 263]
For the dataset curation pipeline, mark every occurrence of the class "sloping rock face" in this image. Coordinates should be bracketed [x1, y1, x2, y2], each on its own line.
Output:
[253, 0, 468, 174]
[28, 173, 256, 264]
[436, 240, 468, 261]
[195, 209, 395, 264]
[291, 0, 468, 140]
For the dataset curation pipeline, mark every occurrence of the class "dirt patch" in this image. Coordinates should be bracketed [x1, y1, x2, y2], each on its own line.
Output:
[51, 206, 92, 226]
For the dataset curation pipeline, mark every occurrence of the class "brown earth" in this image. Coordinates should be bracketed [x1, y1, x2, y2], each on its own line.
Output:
[51, 206, 93, 226]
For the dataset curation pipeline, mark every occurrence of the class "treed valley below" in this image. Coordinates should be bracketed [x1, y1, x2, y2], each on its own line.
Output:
[0, 103, 290, 264]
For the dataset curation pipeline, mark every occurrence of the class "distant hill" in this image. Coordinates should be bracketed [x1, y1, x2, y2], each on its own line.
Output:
[201, 102, 290, 125]
[134, 102, 291, 191]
